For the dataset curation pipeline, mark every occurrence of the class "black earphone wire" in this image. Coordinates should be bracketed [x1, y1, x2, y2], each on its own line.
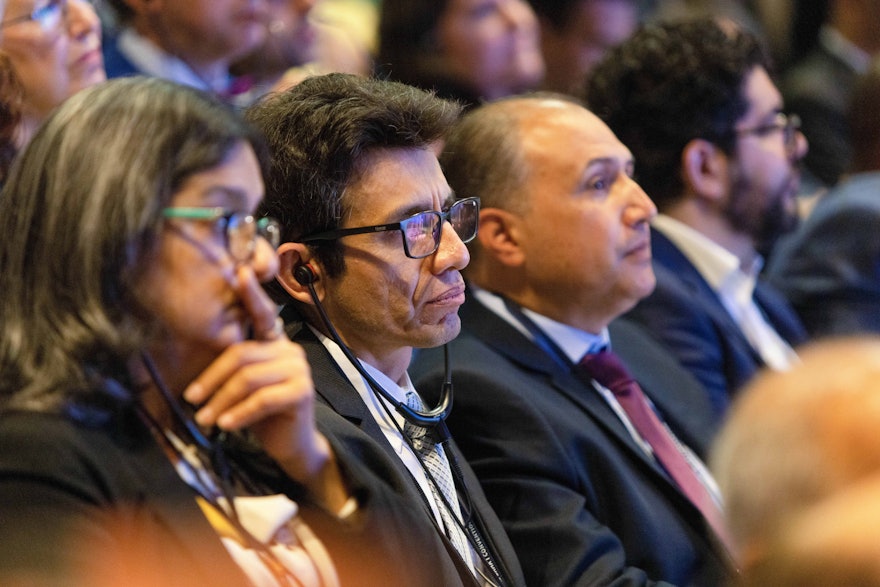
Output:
[302, 278, 508, 586]
[303, 277, 453, 427]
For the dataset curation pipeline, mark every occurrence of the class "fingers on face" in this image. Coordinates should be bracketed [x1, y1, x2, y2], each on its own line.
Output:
[235, 264, 280, 339]
[187, 339, 313, 429]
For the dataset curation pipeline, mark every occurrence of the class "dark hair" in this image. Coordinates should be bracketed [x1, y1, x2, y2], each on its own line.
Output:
[527, 0, 588, 31]
[246, 73, 461, 292]
[585, 18, 769, 211]
[0, 77, 267, 416]
[103, 0, 134, 23]
[377, 0, 449, 91]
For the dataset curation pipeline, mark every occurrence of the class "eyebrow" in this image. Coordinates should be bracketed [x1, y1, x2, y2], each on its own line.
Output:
[382, 192, 454, 223]
[583, 156, 634, 171]
[200, 186, 252, 210]
[745, 105, 784, 126]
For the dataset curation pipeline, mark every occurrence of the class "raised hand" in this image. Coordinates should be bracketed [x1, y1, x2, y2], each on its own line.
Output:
[183, 263, 348, 510]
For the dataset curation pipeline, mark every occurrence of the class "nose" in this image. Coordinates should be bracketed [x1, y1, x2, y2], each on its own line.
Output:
[431, 220, 470, 272]
[622, 177, 657, 227]
[252, 237, 280, 282]
[66, 0, 100, 39]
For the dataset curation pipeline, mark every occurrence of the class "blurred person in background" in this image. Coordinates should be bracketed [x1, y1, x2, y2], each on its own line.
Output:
[377, 0, 544, 107]
[767, 57, 880, 336]
[710, 337, 880, 573]
[231, 0, 371, 98]
[100, 0, 268, 101]
[0, 0, 105, 182]
[781, 0, 880, 191]
[528, 0, 638, 96]
[737, 473, 880, 587]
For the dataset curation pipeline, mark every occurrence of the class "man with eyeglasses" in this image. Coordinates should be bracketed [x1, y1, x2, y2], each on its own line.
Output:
[245, 73, 526, 587]
[586, 18, 809, 417]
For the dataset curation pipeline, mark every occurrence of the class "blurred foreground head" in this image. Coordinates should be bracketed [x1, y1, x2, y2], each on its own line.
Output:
[711, 336, 880, 569]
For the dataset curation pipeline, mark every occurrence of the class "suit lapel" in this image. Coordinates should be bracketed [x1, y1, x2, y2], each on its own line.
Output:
[281, 307, 493, 587]
[459, 297, 681, 485]
[609, 317, 718, 456]
[281, 307, 376, 427]
[753, 281, 808, 346]
[462, 297, 720, 547]
[651, 230, 765, 364]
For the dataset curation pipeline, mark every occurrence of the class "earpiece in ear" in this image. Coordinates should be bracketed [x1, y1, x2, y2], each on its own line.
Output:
[294, 263, 317, 286]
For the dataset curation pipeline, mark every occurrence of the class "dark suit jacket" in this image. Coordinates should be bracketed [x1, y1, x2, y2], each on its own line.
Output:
[766, 172, 880, 336]
[282, 306, 527, 587]
[625, 229, 808, 417]
[0, 407, 441, 586]
[410, 295, 734, 587]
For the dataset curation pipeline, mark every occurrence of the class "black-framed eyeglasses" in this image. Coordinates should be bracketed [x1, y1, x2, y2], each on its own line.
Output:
[734, 112, 801, 156]
[162, 207, 281, 263]
[0, 0, 66, 30]
[300, 197, 480, 259]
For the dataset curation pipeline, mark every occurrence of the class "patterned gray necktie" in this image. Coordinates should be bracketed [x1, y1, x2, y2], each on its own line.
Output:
[403, 391, 474, 569]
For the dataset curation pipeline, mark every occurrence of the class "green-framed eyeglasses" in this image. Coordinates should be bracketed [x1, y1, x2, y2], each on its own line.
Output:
[162, 207, 281, 263]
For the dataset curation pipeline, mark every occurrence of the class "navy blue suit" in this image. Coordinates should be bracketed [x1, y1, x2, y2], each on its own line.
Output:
[625, 229, 808, 418]
[410, 295, 732, 586]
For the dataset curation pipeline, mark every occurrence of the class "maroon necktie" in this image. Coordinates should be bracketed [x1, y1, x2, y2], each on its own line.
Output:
[578, 350, 732, 552]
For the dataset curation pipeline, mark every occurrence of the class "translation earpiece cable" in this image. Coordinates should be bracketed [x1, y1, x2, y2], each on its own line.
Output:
[305, 281, 507, 586]
[305, 279, 453, 426]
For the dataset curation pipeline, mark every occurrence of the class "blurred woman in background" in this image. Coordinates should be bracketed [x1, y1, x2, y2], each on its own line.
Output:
[0, 0, 105, 181]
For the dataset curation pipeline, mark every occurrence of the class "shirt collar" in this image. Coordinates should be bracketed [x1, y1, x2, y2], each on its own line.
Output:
[470, 284, 610, 363]
[309, 323, 411, 406]
[117, 27, 232, 94]
[652, 214, 762, 306]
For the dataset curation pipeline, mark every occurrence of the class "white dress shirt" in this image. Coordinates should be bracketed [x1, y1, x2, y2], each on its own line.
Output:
[310, 326, 479, 578]
[116, 28, 233, 94]
[652, 215, 798, 371]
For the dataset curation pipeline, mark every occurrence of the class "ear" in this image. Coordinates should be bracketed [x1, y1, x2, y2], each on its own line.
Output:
[275, 242, 325, 305]
[681, 138, 729, 202]
[476, 208, 525, 267]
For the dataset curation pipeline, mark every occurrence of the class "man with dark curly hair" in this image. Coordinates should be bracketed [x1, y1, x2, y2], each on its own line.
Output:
[586, 18, 809, 419]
